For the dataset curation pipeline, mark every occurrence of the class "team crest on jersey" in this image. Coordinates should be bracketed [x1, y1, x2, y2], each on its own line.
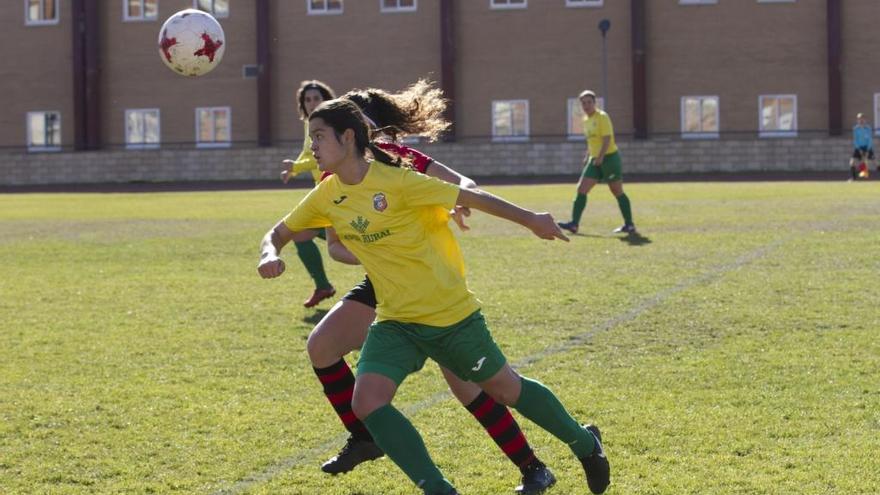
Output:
[373, 192, 388, 212]
[350, 216, 370, 234]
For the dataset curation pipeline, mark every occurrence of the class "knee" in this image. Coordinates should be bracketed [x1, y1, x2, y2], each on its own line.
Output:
[306, 327, 335, 367]
[352, 392, 388, 420]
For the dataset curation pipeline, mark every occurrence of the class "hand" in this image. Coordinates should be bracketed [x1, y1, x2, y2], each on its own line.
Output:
[450, 205, 471, 231]
[595, 157, 604, 166]
[281, 160, 294, 183]
[528, 212, 569, 242]
[258, 255, 286, 278]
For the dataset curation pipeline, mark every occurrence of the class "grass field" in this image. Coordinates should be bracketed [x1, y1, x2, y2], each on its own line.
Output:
[1, 182, 879, 495]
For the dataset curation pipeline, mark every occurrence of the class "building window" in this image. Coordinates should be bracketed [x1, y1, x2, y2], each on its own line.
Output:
[567, 96, 604, 139]
[195, 0, 229, 18]
[381, 0, 416, 13]
[308, 0, 343, 15]
[124, 0, 158, 21]
[492, 100, 529, 141]
[196, 107, 231, 148]
[566, 0, 603, 7]
[681, 96, 719, 139]
[125, 109, 161, 149]
[759, 95, 797, 137]
[679, 0, 717, 4]
[27, 111, 61, 152]
[491, 0, 526, 9]
[25, 0, 59, 25]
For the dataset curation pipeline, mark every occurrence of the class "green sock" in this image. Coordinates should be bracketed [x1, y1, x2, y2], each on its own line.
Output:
[362, 405, 454, 494]
[616, 193, 633, 225]
[294, 240, 332, 289]
[512, 377, 595, 458]
[572, 193, 588, 225]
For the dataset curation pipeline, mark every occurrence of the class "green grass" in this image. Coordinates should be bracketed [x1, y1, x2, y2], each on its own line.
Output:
[1, 182, 878, 495]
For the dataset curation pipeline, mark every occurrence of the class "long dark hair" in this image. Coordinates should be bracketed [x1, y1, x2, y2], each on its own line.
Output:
[341, 79, 449, 142]
[297, 80, 336, 119]
[308, 99, 400, 166]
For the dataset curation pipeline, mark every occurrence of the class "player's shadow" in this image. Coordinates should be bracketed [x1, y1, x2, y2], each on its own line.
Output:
[619, 232, 652, 246]
[302, 308, 330, 325]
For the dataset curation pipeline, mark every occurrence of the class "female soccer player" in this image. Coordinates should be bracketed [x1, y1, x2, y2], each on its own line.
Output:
[279, 80, 337, 308]
[261, 81, 556, 495]
[259, 99, 611, 495]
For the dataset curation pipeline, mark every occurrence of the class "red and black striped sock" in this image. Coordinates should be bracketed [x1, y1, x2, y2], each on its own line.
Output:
[466, 391, 537, 470]
[313, 359, 372, 441]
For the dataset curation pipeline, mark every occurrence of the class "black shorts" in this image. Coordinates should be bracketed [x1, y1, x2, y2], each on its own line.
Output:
[342, 276, 377, 309]
[852, 148, 875, 160]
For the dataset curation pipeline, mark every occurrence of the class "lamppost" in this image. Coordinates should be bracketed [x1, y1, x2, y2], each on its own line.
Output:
[598, 19, 611, 108]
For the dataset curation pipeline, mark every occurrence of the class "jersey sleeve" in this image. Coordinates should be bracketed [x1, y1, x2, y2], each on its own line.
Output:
[399, 167, 460, 210]
[281, 185, 332, 232]
[376, 141, 434, 173]
[598, 113, 614, 137]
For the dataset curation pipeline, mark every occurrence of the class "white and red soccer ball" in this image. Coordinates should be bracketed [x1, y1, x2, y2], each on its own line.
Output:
[158, 9, 225, 77]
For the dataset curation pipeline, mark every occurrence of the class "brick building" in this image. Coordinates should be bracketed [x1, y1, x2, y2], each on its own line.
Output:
[0, 1, 876, 184]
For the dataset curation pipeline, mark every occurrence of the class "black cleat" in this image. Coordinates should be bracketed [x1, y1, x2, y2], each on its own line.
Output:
[579, 425, 610, 494]
[321, 435, 384, 475]
[557, 221, 579, 234]
[515, 459, 557, 494]
[612, 224, 637, 234]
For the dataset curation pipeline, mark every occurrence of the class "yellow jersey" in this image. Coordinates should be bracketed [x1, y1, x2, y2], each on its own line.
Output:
[289, 121, 322, 184]
[282, 161, 480, 326]
[582, 109, 618, 158]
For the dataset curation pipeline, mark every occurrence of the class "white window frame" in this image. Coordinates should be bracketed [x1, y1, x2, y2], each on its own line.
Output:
[195, 106, 232, 148]
[759, 94, 798, 138]
[27, 111, 62, 152]
[123, 0, 159, 21]
[194, 0, 229, 19]
[566, 0, 603, 7]
[307, 0, 343, 15]
[680, 96, 720, 139]
[492, 100, 529, 142]
[874, 94, 880, 136]
[24, 0, 59, 26]
[679, 0, 717, 4]
[490, 0, 527, 10]
[380, 0, 416, 13]
[125, 108, 161, 150]
[567, 96, 605, 140]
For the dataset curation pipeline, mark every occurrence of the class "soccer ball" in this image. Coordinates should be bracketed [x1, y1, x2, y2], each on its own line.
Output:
[158, 9, 225, 77]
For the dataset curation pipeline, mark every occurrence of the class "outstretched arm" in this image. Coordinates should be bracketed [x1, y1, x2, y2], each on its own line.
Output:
[258, 221, 295, 278]
[426, 160, 477, 231]
[456, 188, 569, 241]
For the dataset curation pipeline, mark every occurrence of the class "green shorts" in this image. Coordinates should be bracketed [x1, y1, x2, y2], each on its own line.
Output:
[581, 151, 623, 183]
[357, 310, 507, 385]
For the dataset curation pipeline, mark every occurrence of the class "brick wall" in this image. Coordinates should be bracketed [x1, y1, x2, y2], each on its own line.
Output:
[0, 137, 852, 186]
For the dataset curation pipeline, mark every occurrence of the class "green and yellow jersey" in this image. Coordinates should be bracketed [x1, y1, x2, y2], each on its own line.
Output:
[288, 121, 322, 184]
[282, 161, 479, 326]
[582, 109, 618, 158]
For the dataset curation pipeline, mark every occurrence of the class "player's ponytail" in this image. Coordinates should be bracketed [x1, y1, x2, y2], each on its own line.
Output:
[341, 79, 450, 142]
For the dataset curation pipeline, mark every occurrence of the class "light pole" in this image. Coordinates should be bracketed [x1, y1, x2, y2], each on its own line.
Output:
[598, 19, 611, 108]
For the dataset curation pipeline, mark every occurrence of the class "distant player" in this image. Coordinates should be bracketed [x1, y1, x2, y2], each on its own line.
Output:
[850, 113, 874, 180]
[280, 80, 337, 307]
[558, 90, 636, 234]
